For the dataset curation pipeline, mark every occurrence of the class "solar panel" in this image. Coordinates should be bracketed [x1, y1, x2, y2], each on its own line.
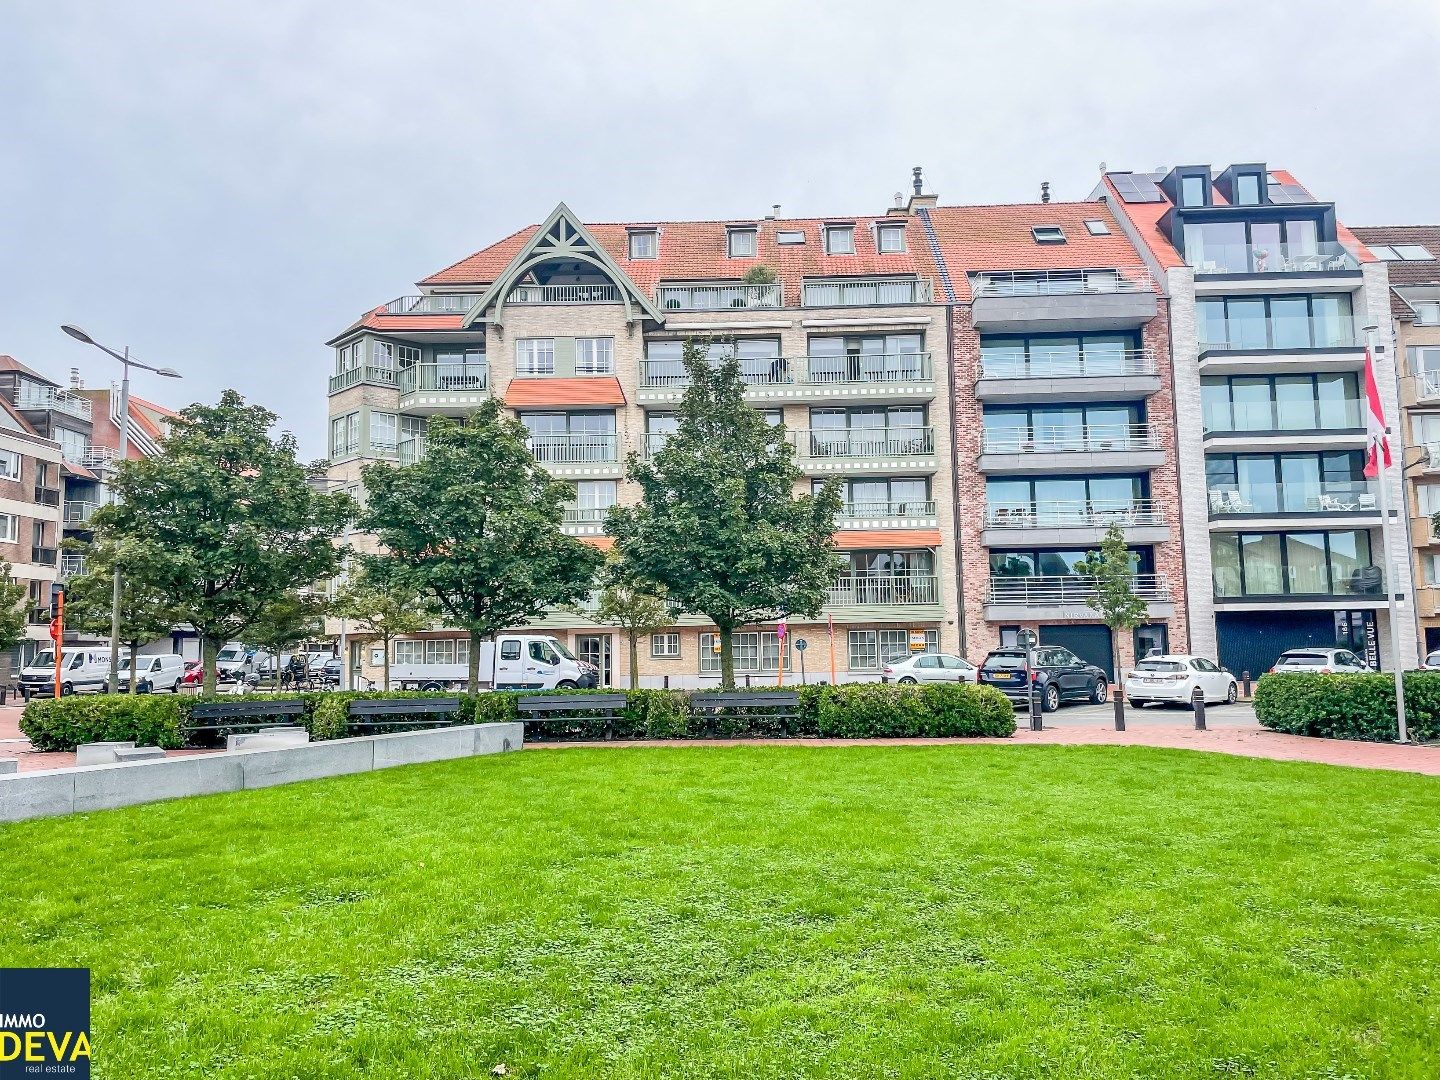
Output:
[1108, 173, 1164, 203]
[1266, 183, 1314, 205]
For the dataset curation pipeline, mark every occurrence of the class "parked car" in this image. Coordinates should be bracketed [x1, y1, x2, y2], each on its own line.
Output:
[1270, 648, 1372, 674]
[977, 646, 1108, 711]
[1124, 654, 1237, 708]
[1422, 650, 1440, 671]
[19, 649, 112, 698]
[881, 652, 977, 684]
[118, 653, 188, 694]
[182, 660, 205, 686]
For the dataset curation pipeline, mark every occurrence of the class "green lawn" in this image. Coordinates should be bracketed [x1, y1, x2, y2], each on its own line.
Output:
[3, 746, 1438, 1078]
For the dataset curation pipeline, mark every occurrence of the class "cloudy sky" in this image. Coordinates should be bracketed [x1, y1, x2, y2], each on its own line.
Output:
[2, 1, 1437, 457]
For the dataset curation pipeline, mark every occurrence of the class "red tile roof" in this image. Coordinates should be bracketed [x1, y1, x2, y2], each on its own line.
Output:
[579, 536, 616, 551]
[0, 355, 59, 386]
[503, 377, 627, 408]
[1350, 225, 1440, 317]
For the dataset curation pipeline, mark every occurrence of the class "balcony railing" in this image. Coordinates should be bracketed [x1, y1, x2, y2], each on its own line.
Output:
[802, 278, 933, 307]
[15, 384, 93, 420]
[639, 353, 932, 388]
[507, 284, 621, 304]
[970, 267, 1153, 297]
[981, 424, 1161, 454]
[795, 427, 935, 459]
[1189, 242, 1359, 276]
[329, 365, 398, 394]
[527, 434, 618, 464]
[656, 283, 783, 310]
[1199, 316, 1364, 353]
[30, 546, 57, 567]
[988, 574, 1172, 605]
[1207, 482, 1377, 515]
[642, 433, 672, 458]
[829, 569, 939, 606]
[64, 500, 101, 524]
[79, 445, 120, 469]
[984, 500, 1166, 529]
[1414, 370, 1440, 401]
[562, 507, 612, 525]
[1203, 402, 1363, 435]
[383, 294, 479, 314]
[398, 362, 489, 394]
[59, 553, 86, 578]
[397, 438, 427, 465]
[839, 500, 938, 518]
[978, 348, 1156, 380]
[1214, 566, 1385, 601]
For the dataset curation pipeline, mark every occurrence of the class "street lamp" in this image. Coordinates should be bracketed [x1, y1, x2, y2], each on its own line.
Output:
[59, 325, 181, 693]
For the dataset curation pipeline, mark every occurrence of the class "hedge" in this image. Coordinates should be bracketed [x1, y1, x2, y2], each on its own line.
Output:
[1253, 671, 1440, 743]
[20, 683, 1017, 751]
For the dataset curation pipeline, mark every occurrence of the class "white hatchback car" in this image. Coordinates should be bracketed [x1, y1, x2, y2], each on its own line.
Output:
[881, 653, 978, 684]
[1124, 654, 1238, 708]
[1270, 648, 1372, 674]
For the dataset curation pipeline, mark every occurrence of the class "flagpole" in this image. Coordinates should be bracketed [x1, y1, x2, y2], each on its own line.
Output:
[1365, 327, 1410, 744]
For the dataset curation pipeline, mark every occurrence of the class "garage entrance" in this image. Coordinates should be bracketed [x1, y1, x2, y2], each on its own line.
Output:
[1038, 624, 1114, 676]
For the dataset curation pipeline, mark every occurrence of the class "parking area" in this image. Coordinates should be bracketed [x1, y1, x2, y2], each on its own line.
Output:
[1026, 700, 1259, 728]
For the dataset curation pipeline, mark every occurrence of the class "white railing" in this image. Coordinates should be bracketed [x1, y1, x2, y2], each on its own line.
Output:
[839, 500, 938, 518]
[639, 353, 932, 388]
[507, 284, 621, 304]
[1189, 242, 1359, 276]
[978, 349, 1156, 379]
[1415, 370, 1440, 400]
[398, 362, 489, 394]
[79, 445, 120, 468]
[802, 278, 933, 307]
[562, 507, 612, 525]
[970, 267, 1153, 297]
[656, 283, 783, 310]
[398, 438, 427, 465]
[984, 501, 1166, 528]
[15, 384, 93, 420]
[527, 434, 618, 464]
[829, 569, 939, 606]
[329, 365, 397, 394]
[383, 294, 479, 314]
[981, 423, 1160, 454]
[59, 553, 86, 578]
[988, 574, 1172, 605]
[642, 433, 672, 458]
[795, 427, 935, 458]
[1207, 483, 1378, 515]
[63, 500, 101, 524]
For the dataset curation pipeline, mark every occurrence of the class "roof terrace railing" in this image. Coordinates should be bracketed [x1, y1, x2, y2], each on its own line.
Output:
[657, 283, 783, 310]
[802, 277, 933, 307]
[508, 284, 621, 304]
[382, 294, 480, 314]
[1189, 242, 1359, 276]
[970, 267, 1154, 297]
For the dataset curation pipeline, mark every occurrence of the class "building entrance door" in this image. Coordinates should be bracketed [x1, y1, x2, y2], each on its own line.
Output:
[576, 634, 614, 686]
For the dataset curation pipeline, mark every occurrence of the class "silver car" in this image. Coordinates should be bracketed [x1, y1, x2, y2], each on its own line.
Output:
[1270, 648, 1372, 674]
[881, 653, 978, 684]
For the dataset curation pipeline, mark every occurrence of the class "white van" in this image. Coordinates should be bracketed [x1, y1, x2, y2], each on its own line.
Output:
[118, 653, 188, 694]
[19, 649, 113, 698]
[215, 642, 274, 681]
[390, 634, 597, 691]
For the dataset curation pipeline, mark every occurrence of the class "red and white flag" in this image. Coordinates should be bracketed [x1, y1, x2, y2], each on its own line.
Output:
[1363, 347, 1392, 479]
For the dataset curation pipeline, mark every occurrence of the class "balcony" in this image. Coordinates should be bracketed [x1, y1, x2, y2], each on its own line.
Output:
[15, 384, 93, 421]
[507, 284, 621, 304]
[828, 569, 940, 608]
[978, 424, 1165, 474]
[970, 268, 1157, 332]
[981, 500, 1169, 546]
[657, 282, 783, 311]
[383, 295, 479, 314]
[802, 278, 933, 307]
[792, 427, 938, 474]
[1189, 242, 1360, 278]
[636, 353, 934, 405]
[976, 348, 1160, 402]
[30, 546, 57, 567]
[561, 506, 612, 536]
[836, 500, 939, 530]
[63, 500, 100, 524]
[1202, 413, 1364, 453]
[74, 445, 120, 470]
[1207, 482, 1379, 525]
[397, 362, 490, 415]
[1198, 318, 1367, 376]
[329, 365, 398, 395]
[984, 573, 1174, 621]
[1213, 568, 1388, 611]
[397, 438, 426, 465]
[527, 434, 622, 478]
[59, 553, 86, 579]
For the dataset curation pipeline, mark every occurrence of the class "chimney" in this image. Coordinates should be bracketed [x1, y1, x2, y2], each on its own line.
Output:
[1041, 181, 1051, 204]
[912, 166, 924, 196]
[70, 367, 82, 389]
[905, 166, 938, 213]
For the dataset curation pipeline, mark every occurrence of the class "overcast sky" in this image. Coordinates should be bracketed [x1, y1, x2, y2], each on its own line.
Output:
[2, 1, 1437, 457]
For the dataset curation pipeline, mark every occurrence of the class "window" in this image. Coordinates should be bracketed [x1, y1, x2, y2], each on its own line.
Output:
[876, 224, 906, 253]
[978, 332, 1136, 377]
[336, 340, 364, 373]
[1369, 245, 1400, 260]
[848, 631, 879, 671]
[824, 224, 855, 255]
[1196, 294, 1354, 351]
[776, 230, 806, 245]
[569, 480, 616, 521]
[1423, 553, 1440, 586]
[573, 337, 614, 375]
[727, 228, 757, 258]
[699, 632, 789, 673]
[516, 339, 555, 375]
[827, 477, 931, 514]
[846, 630, 938, 670]
[1179, 174, 1209, 207]
[651, 633, 680, 658]
[807, 332, 925, 382]
[369, 411, 398, 454]
[986, 474, 1147, 522]
[1414, 300, 1440, 326]
[1031, 226, 1066, 244]
[330, 412, 359, 457]
[1235, 173, 1263, 206]
[0, 513, 15, 543]
[371, 340, 395, 371]
[397, 344, 421, 369]
[57, 427, 87, 463]
[1083, 219, 1110, 236]
[0, 451, 19, 481]
[990, 547, 1149, 579]
[1211, 530, 1375, 598]
[1418, 484, 1440, 518]
[628, 230, 657, 259]
[499, 640, 522, 661]
[1201, 373, 1360, 433]
[1396, 245, 1435, 260]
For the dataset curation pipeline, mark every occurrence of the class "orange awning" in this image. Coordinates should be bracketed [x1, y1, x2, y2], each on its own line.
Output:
[833, 529, 943, 549]
[504, 377, 626, 408]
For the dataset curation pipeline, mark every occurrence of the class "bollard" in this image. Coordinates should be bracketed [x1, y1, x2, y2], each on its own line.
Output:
[1241, 670, 1252, 699]
[1028, 684, 1043, 731]
[1192, 687, 1207, 731]
[1113, 688, 1126, 732]
[662, 675, 669, 689]
[744, 674, 752, 688]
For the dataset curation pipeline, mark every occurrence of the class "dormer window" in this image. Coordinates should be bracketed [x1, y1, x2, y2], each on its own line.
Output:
[1179, 174, 1209, 207]
[628, 229, 657, 259]
[824, 224, 856, 255]
[1031, 226, 1066, 244]
[776, 230, 805, 245]
[727, 227, 757, 258]
[876, 223, 906, 253]
[1083, 219, 1110, 236]
[1235, 173, 1263, 206]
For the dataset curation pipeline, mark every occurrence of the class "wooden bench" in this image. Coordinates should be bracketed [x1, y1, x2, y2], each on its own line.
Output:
[689, 691, 801, 734]
[517, 693, 628, 740]
[187, 699, 307, 738]
[346, 697, 461, 730]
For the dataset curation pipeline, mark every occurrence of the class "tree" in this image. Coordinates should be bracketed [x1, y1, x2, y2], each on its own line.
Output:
[591, 558, 671, 690]
[607, 339, 844, 689]
[360, 402, 604, 693]
[59, 537, 184, 693]
[0, 563, 30, 678]
[248, 590, 329, 687]
[331, 571, 434, 690]
[91, 390, 355, 693]
[1075, 522, 1150, 731]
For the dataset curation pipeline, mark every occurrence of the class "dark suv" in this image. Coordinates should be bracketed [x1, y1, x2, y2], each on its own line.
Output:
[978, 646, 1109, 711]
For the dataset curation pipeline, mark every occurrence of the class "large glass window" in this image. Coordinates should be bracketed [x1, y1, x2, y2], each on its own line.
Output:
[1235, 173, 1262, 206]
[1210, 530, 1375, 597]
[574, 337, 614, 375]
[825, 477, 931, 514]
[1201, 374, 1360, 433]
[808, 333, 924, 382]
[989, 547, 1150, 577]
[986, 475, 1147, 522]
[369, 411, 398, 454]
[810, 407, 927, 455]
[977, 333, 1136, 377]
[1196, 294, 1354, 351]
[982, 403, 1142, 451]
[516, 339, 555, 375]
[1180, 174, 1209, 207]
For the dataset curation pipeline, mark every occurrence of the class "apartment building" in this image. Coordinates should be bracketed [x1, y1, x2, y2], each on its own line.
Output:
[327, 196, 959, 686]
[1350, 226, 1440, 654]
[1099, 165, 1417, 676]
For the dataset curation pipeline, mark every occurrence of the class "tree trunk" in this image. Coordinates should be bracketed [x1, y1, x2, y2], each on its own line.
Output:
[202, 636, 220, 695]
[381, 632, 391, 691]
[628, 629, 639, 690]
[127, 640, 140, 694]
[467, 628, 483, 694]
[1112, 626, 1126, 732]
[718, 621, 735, 690]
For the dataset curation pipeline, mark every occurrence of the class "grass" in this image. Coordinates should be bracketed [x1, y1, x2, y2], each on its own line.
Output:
[2, 745, 1438, 1078]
